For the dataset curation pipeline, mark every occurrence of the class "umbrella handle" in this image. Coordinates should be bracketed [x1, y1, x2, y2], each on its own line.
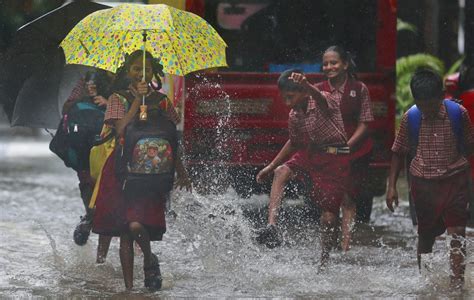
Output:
[142, 30, 147, 106]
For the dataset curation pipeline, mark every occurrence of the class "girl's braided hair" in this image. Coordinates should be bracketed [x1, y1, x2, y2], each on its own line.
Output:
[324, 45, 358, 79]
[113, 50, 165, 91]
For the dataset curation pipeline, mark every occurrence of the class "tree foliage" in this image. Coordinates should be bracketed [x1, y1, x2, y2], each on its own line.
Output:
[396, 54, 445, 114]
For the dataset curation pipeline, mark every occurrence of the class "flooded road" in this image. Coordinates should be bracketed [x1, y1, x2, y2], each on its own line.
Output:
[1, 139, 473, 298]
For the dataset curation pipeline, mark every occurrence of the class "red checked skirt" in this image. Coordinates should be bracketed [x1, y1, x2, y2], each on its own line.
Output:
[286, 150, 351, 214]
[92, 149, 166, 240]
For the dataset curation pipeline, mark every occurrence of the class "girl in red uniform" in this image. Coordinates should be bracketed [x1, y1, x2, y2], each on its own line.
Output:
[316, 46, 374, 251]
[256, 45, 373, 265]
[91, 50, 190, 290]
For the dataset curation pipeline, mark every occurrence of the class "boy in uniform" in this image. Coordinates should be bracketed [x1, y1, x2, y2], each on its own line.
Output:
[386, 69, 474, 288]
[256, 69, 353, 266]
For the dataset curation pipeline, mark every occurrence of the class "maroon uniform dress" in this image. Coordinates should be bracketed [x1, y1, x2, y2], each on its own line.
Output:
[315, 79, 374, 198]
[92, 90, 180, 240]
[285, 90, 352, 214]
[392, 104, 474, 236]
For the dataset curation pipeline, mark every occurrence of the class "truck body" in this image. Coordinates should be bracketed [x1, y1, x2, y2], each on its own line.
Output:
[180, 0, 396, 218]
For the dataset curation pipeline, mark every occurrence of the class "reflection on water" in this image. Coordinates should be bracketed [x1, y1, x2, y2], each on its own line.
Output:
[0, 140, 473, 298]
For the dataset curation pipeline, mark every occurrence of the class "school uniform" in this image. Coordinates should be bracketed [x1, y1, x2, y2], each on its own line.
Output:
[92, 90, 179, 240]
[392, 104, 474, 236]
[315, 79, 374, 198]
[285, 92, 352, 214]
[62, 78, 94, 211]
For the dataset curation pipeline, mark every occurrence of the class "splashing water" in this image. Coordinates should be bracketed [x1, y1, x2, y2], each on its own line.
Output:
[1, 139, 474, 297]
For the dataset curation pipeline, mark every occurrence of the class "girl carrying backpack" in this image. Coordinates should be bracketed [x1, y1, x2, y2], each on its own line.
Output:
[89, 50, 191, 291]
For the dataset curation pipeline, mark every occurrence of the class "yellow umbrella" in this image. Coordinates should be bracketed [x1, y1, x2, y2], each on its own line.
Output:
[60, 3, 227, 76]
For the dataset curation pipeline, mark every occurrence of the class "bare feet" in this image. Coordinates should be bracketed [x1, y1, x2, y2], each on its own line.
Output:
[449, 276, 464, 290]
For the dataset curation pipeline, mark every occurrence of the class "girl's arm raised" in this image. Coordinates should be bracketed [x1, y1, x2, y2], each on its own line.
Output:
[288, 72, 328, 109]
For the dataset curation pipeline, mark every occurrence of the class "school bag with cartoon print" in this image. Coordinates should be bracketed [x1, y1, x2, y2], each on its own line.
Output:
[49, 98, 105, 171]
[115, 92, 178, 200]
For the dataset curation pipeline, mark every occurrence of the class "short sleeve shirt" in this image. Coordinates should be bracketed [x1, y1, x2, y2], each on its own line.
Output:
[326, 79, 374, 123]
[392, 103, 474, 179]
[104, 92, 180, 125]
[288, 90, 348, 147]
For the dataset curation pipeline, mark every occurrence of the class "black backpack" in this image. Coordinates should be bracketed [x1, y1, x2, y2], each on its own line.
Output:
[50, 98, 105, 171]
[115, 94, 178, 200]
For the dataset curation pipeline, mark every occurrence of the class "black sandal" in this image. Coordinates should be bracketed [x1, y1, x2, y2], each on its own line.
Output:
[255, 225, 282, 249]
[144, 253, 162, 290]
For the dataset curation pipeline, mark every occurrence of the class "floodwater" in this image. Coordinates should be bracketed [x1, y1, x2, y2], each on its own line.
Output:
[1, 138, 473, 299]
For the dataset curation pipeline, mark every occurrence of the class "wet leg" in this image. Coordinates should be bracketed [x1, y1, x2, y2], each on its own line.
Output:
[119, 232, 134, 290]
[128, 222, 153, 268]
[341, 194, 356, 251]
[77, 170, 94, 214]
[417, 232, 436, 271]
[268, 165, 293, 225]
[129, 222, 161, 290]
[96, 235, 113, 264]
[320, 211, 338, 267]
[447, 226, 466, 288]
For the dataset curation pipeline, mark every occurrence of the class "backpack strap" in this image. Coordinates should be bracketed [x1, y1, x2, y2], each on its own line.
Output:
[407, 104, 422, 158]
[444, 99, 465, 154]
[407, 99, 465, 157]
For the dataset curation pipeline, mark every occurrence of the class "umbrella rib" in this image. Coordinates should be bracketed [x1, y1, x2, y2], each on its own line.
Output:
[79, 39, 90, 56]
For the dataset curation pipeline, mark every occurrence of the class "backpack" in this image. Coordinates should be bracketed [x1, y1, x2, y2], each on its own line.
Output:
[406, 99, 471, 226]
[407, 99, 465, 157]
[115, 94, 178, 200]
[49, 98, 105, 171]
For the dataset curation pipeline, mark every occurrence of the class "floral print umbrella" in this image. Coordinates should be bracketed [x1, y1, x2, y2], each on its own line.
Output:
[60, 3, 227, 75]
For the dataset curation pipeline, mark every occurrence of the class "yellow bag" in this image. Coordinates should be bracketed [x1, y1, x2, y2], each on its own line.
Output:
[89, 126, 116, 208]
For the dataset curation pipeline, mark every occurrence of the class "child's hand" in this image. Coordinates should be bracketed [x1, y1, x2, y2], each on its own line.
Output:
[256, 164, 274, 184]
[93, 96, 108, 107]
[288, 72, 311, 89]
[386, 187, 399, 212]
[136, 81, 149, 96]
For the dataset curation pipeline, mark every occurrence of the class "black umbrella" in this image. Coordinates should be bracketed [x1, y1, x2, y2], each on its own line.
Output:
[0, 0, 109, 128]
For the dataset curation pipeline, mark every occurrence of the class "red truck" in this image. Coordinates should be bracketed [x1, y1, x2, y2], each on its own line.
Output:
[182, 0, 396, 221]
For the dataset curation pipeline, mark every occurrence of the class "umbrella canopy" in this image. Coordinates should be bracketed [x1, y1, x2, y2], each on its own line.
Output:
[11, 64, 94, 128]
[0, 0, 109, 125]
[60, 3, 227, 76]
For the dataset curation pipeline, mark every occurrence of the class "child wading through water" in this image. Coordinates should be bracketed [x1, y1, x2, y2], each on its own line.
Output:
[386, 69, 473, 288]
[256, 46, 373, 264]
[61, 69, 114, 263]
[316, 46, 374, 226]
[90, 50, 191, 290]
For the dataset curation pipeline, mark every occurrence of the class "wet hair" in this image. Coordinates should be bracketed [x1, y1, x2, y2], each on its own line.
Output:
[410, 68, 444, 102]
[323, 45, 357, 79]
[84, 69, 112, 98]
[277, 69, 305, 92]
[112, 50, 165, 91]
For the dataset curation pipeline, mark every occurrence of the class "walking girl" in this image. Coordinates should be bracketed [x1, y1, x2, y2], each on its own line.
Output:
[90, 50, 191, 290]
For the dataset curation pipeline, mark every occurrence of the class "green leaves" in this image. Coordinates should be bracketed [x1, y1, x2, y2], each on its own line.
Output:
[396, 54, 445, 115]
[397, 19, 417, 33]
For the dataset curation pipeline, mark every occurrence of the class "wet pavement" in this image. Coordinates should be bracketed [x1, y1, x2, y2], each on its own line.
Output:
[0, 139, 473, 298]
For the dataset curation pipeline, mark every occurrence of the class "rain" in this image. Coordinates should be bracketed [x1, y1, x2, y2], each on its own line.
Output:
[1, 0, 474, 298]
